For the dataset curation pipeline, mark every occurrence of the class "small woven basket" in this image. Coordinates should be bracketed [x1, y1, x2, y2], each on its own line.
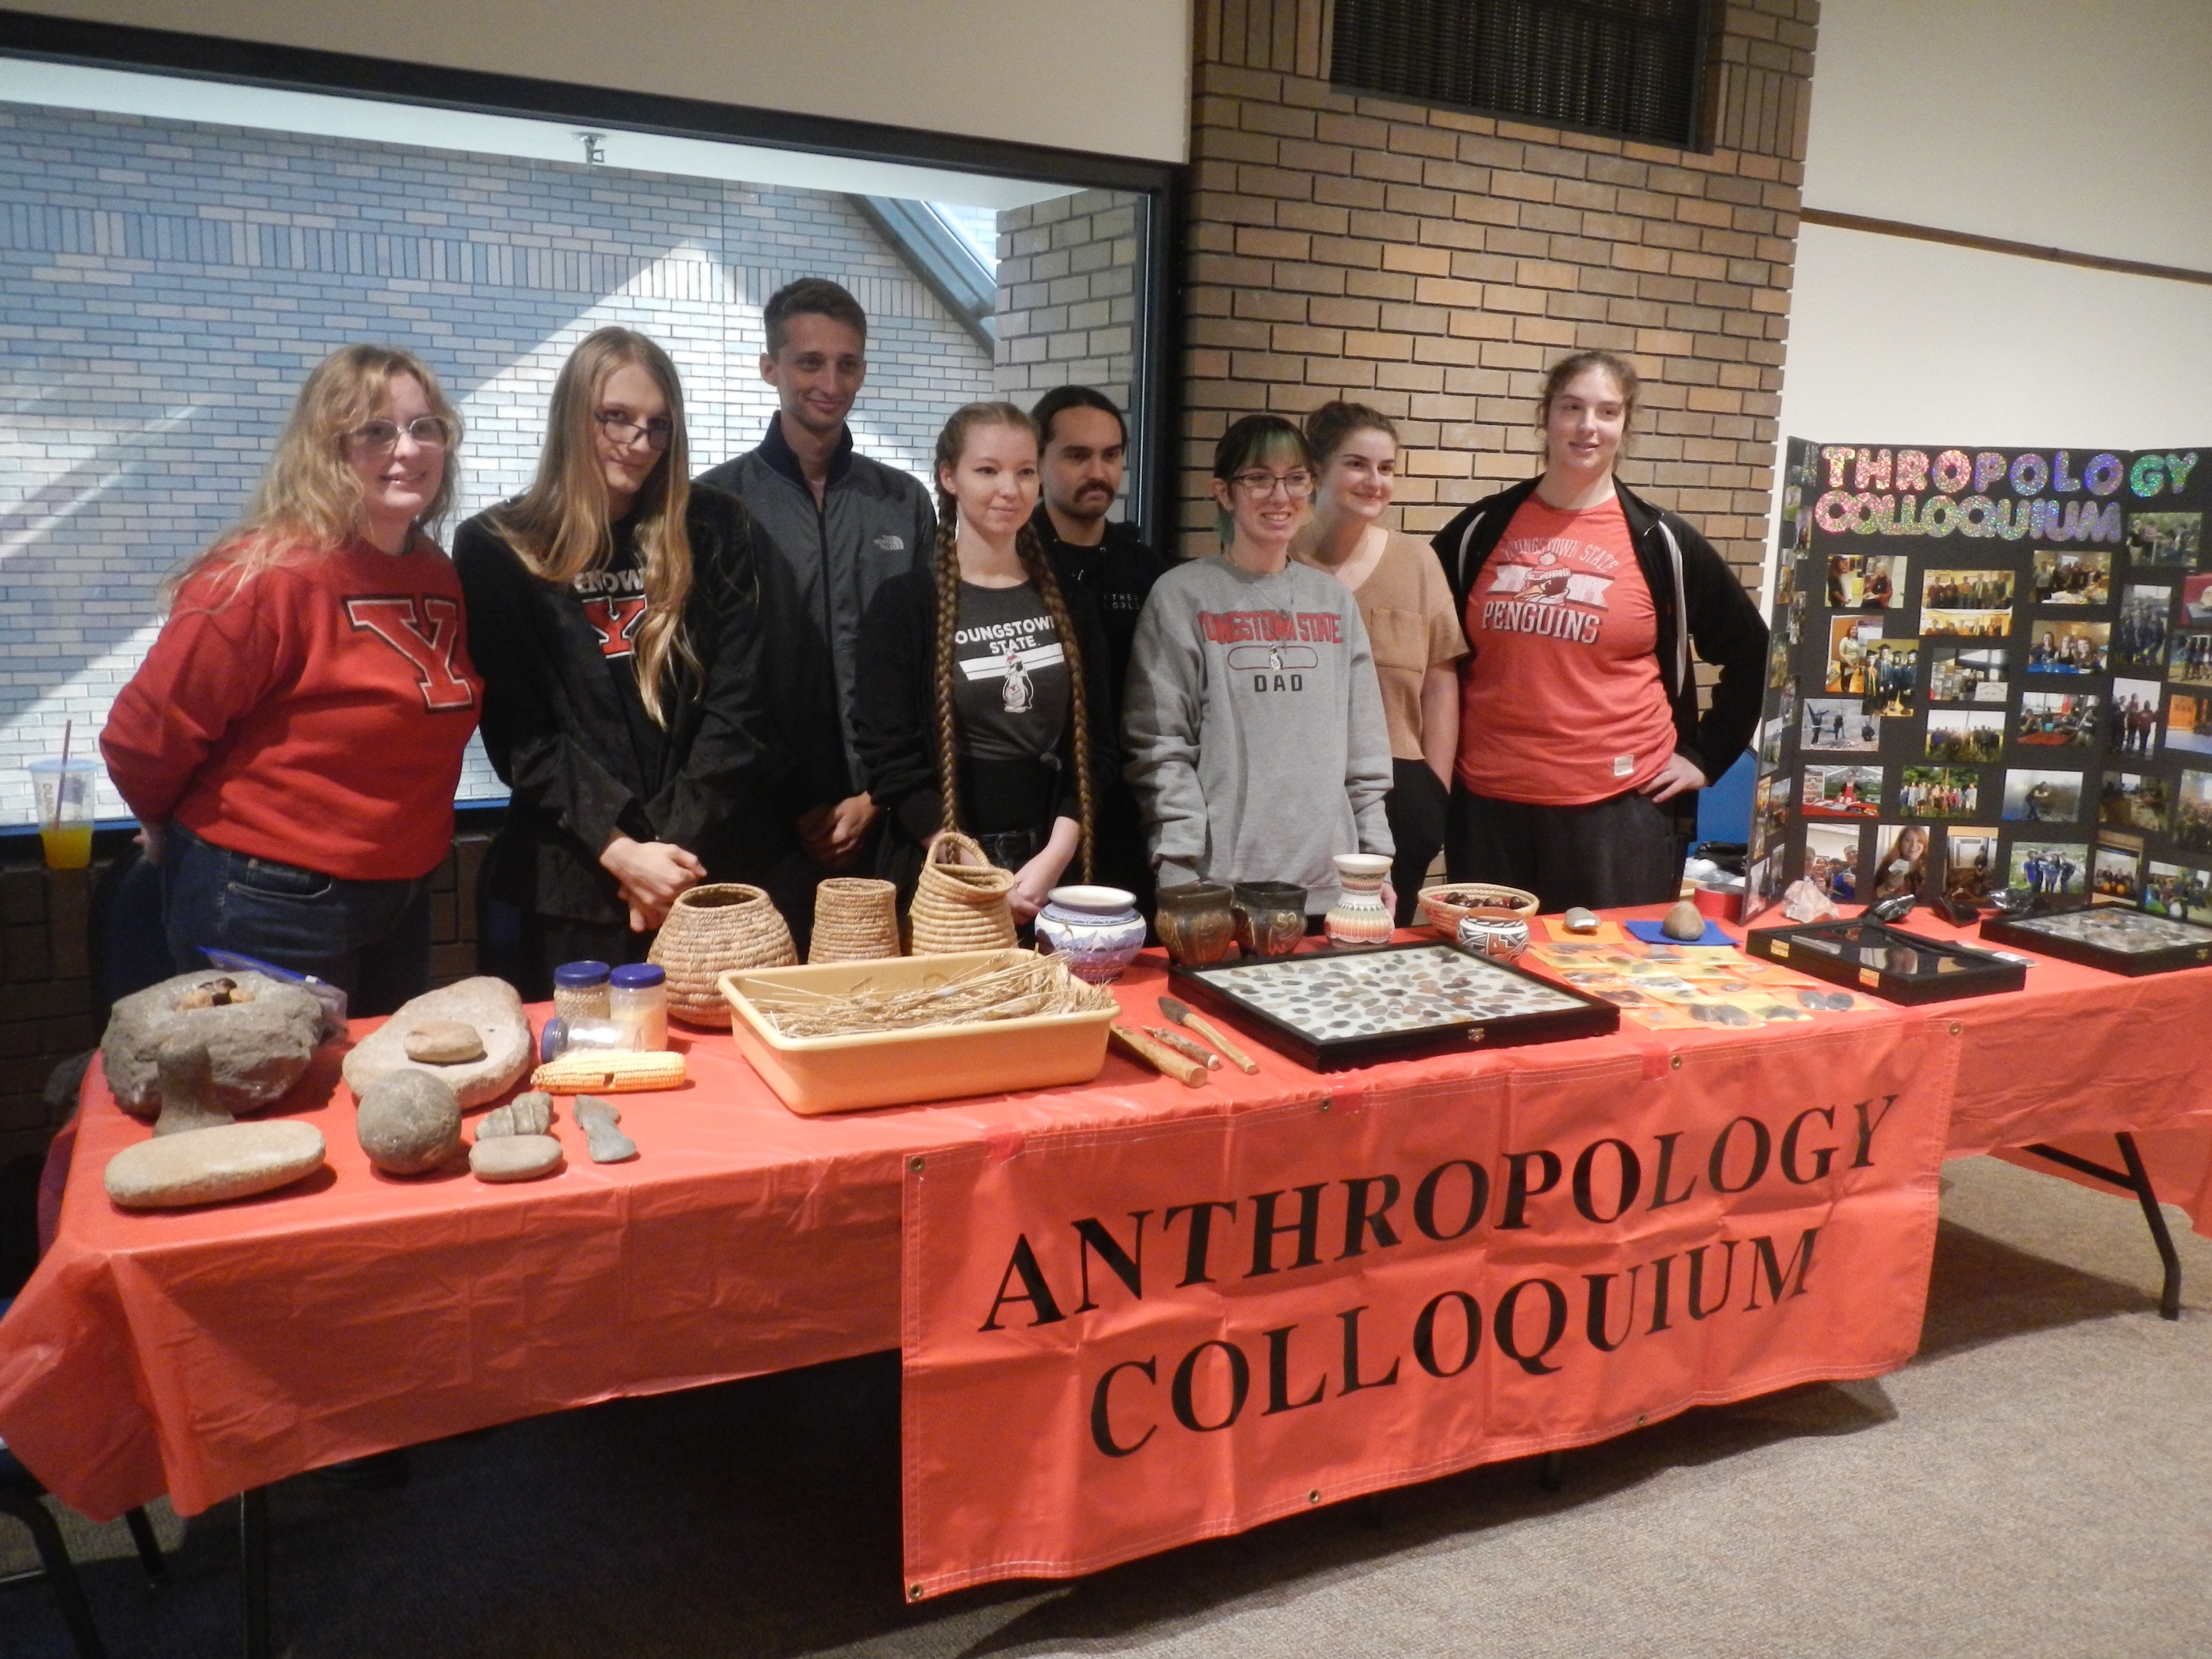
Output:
[647, 883, 798, 1027]
[909, 831, 1018, 955]
[808, 877, 902, 965]
[1416, 882, 1541, 933]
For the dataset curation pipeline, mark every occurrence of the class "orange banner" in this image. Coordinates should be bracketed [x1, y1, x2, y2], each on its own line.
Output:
[900, 1019, 1959, 1596]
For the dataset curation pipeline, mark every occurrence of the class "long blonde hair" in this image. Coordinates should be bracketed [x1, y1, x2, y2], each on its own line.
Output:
[167, 343, 460, 601]
[489, 327, 697, 725]
[931, 402, 1094, 882]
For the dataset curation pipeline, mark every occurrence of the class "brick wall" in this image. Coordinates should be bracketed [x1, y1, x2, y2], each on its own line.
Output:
[1180, 0, 1817, 582]
[0, 101, 995, 829]
[0, 832, 491, 1167]
[993, 188, 1144, 419]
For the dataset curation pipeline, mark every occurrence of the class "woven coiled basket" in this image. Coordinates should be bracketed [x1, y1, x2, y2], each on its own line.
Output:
[908, 832, 1018, 955]
[647, 883, 798, 1027]
[807, 878, 902, 965]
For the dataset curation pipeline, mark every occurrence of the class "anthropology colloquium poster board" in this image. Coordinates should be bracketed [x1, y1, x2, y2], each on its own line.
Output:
[1750, 440, 2210, 925]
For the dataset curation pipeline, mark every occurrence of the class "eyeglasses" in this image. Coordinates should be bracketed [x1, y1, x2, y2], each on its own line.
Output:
[344, 416, 452, 453]
[1230, 469, 1315, 498]
[594, 409, 675, 452]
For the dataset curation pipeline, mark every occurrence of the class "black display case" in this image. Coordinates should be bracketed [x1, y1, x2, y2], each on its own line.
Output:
[1979, 904, 2212, 977]
[1167, 941, 1619, 1071]
[1743, 919, 2027, 1004]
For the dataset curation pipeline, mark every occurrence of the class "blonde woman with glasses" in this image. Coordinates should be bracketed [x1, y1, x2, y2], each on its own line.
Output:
[102, 343, 481, 1015]
[1123, 413, 1393, 922]
[454, 327, 774, 995]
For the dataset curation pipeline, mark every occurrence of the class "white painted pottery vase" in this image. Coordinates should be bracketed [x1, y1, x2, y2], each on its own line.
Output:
[1034, 886, 1147, 984]
[1456, 912, 1531, 962]
[1324, 854, 1396, 948]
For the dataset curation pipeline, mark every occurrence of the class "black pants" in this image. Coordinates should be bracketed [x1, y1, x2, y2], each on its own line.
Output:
[480, 902, 651, 1004]
[1384, 760, 1450, 926]
[1445, 782, 1683, 912]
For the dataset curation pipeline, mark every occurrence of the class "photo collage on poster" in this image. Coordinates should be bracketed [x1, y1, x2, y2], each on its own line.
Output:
[1747, 439, 2211, 925]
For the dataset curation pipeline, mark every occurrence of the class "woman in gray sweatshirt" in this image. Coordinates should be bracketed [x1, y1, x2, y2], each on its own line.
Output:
[1122, 415, 1393, 916]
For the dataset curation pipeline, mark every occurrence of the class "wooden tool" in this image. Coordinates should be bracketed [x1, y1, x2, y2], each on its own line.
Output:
[1109, 1024, 1207, 1088]
[1144, 1025, 1220, 1069]
[1158, 996, 1260, 1074]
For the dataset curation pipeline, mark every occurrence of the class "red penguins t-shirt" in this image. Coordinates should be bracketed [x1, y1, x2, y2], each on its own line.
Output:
[1455, 492, 1677, 806]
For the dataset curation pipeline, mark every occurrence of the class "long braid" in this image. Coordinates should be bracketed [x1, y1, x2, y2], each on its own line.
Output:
[1015, 520, 1095, 883]
[930, 494, 965, 840]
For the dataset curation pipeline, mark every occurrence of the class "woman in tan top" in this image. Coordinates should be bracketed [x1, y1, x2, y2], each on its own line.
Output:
[1293, 402, 1468, 922]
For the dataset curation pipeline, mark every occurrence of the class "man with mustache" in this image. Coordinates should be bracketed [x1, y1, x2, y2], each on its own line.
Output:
[1028, 386, 1167, 906]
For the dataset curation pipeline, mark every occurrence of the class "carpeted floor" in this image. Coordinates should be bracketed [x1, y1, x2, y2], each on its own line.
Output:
[5, 1153, 2209, 1658]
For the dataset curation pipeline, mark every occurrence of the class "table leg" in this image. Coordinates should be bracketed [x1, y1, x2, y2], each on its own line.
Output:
[1537, 1450, 1565, 1492]
[238, 1486, 270, 1659]
[2020, 1135, 2184, 1320]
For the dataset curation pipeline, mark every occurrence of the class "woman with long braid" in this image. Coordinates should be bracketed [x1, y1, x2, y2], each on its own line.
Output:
[853, 402, 1117, 921]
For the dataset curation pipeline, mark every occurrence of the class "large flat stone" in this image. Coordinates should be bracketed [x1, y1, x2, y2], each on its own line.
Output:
[104, 1121, 326, 1210]
[103, 970, 325, 1119]
[343, 978, 532, 1109]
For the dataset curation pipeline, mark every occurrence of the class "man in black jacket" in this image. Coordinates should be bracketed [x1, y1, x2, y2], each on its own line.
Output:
[1026, 386, 1167, 908]
[697, 278, 934, 945]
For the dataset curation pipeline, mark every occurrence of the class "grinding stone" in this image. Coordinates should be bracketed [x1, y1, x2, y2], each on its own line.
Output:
[105, 1121, 326, 1210]
[469, 1134, 564, 1183]
[402, 1019, 486, 1065]
[356, 1070, 462, 1176]
[343, 978, 531, 1108]
[1661, 899, 1707, 942]
[1561, 907, 1600, 934]
[103, 970, 325, 1118]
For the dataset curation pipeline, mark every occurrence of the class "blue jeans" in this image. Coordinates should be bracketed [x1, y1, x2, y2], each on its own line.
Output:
[161, 823, 435, 1018]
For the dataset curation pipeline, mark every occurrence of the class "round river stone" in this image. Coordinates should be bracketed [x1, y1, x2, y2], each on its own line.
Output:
[355, 1070, 462, 1176]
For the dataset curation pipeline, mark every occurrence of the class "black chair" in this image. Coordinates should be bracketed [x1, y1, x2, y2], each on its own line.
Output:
[0, 1441, 165, 1659]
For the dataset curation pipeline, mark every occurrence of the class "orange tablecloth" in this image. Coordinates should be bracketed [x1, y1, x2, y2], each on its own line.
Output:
[4, 912, 2210, 1522]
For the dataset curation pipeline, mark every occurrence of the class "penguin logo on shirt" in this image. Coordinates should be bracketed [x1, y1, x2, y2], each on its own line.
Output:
[1225, 643, 1317, 692]
[1001, 646, 1035, 714]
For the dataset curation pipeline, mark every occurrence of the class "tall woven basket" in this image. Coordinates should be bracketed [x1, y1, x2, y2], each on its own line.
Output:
[808, 878, 902, 965]
[647, 883, 798, 1027]
[909, 832, 1018, 955]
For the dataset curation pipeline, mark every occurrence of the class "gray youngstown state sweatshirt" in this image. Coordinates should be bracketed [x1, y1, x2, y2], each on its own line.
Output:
[1122, 554, 1393, 912]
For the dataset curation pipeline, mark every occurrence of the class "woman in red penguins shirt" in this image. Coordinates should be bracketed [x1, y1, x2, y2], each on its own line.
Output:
[1429, 351, 1768, 911]
[102, 344, 481, 1015]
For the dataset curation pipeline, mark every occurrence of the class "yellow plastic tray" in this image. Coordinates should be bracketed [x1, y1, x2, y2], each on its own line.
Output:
[717, 950, 1115, 1114]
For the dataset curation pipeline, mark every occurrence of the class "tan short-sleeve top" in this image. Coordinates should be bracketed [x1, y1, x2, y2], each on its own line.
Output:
[1304, 528, 1469, 762]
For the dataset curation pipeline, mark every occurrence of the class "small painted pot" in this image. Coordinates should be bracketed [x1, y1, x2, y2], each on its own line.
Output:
[1232, 882, 1308, 959]
[1457, 912, 1532, 962]
[1324, 853, 1395, 948]
[1034, 886, 1147, 985]
[1155, 881, 1239, 967]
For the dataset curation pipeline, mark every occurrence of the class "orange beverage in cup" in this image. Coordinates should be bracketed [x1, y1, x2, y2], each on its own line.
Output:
[28, 757, 99, 871]
[40, 823, 94, 869]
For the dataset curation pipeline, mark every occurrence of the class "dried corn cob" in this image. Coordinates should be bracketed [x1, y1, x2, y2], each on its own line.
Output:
[530, 1050, 687, 1094]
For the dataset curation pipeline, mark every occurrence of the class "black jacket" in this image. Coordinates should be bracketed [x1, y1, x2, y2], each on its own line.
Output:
[852, 568, 1121, 879]
[695, 416, 934, 815]
[1028, 505, 1169, 706]
[455, 485, 775, 923]
[1429, 477, 1770, 789]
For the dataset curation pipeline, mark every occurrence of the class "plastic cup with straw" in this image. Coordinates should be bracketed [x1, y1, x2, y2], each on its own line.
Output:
[28, 720, 97, 870]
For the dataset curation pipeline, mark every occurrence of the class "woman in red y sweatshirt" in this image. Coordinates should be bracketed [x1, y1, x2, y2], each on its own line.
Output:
[101, 345, 482, 1016]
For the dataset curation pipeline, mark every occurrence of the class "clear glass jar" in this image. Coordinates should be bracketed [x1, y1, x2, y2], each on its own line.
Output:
[608, 962, 667, 1051]
[552, 960, 611, 1025]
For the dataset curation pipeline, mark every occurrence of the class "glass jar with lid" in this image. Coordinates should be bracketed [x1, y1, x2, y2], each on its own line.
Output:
[552, 960, 611, 1025]
[608, 962, 667, 1051]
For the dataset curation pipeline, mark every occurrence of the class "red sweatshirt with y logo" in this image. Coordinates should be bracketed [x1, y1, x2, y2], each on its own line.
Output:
[103, 538, 482, 880]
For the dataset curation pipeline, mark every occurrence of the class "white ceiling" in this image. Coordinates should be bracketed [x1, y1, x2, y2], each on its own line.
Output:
[0, 58, 1082, 209]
